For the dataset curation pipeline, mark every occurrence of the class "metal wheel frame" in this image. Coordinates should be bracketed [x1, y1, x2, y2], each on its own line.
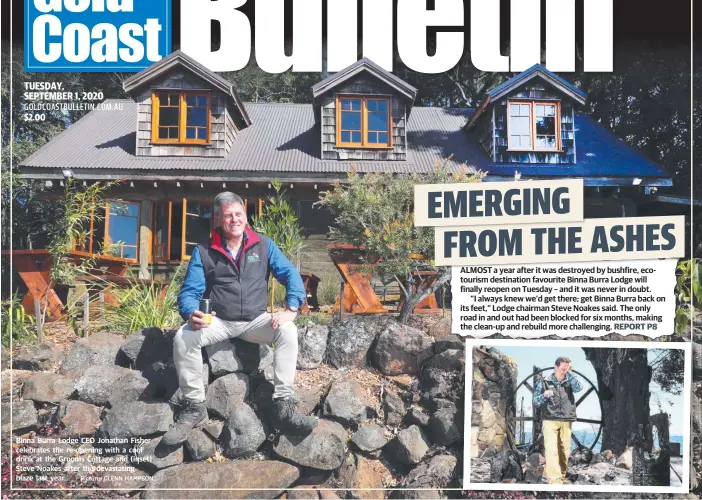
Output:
[515, 367, 605, 452]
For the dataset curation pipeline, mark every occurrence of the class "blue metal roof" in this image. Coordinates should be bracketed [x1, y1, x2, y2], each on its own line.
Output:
[486, 113, 670, 181]
[488, 64, 587, 103]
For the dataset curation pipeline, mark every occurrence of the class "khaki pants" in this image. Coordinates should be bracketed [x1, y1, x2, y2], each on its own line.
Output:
[173, 313, 297, 402]
[542, 420, 572, 484]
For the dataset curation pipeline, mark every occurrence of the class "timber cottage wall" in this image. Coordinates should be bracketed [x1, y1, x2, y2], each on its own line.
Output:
[134, 70, 238, 158]
[493, 82, 576, 164]
[318, 76, 407, 161]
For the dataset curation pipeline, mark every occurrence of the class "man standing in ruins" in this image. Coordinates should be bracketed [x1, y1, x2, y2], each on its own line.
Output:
[533, 356, 583, 484]
[162, 192, 317, 446]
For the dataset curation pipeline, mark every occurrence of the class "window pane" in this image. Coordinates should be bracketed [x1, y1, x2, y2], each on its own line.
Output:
[341, 131, 350, 142]
[187, 107, 207, 127]
[186, 95, 197, 106]
[341, 99, 359, 111]
[368, 133, 378, 144]
[511, 116, 530, 135]
[158, 127, 169, 139]
[521, 136, 532, 147]
[520, 104, 530, 116]
[197, 128, 207, 140]
[536, 136, 556, 149]
[186, 213, 211, 247]
[160, 108, 179, 127]
[110, 202, 138, 217]
[107, 202, 138, 259]
[123, 246, 137, 259]
[186, 127, 196, 139]
[168, 94, 178, 106]
[351, 131, 361, 143]
[197, 95, 207, 107]
[368, 112, 388, 131]
[378, 132, 388, 143]
[367, 100, 377, 112]
[545, 105, 555, 116]
[378, 100, 387, 112]
[169, 127, 179, 139]
[510, 104, 520, 115]
[536, 116, 555, 135]
[341, 112, 361, 131]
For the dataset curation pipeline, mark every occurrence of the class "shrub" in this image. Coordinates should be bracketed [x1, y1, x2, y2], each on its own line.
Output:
[1, 294, 36, 347]
[317, 269, 341, 307]
[106, 262, 187, 332]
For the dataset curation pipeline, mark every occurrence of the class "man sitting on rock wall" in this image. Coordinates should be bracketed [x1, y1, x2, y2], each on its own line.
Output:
[162, 191, 317, 446]
[533, 356, 583, 484]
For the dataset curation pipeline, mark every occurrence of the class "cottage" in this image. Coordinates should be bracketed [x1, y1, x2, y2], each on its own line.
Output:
[18, 51, 671, 280]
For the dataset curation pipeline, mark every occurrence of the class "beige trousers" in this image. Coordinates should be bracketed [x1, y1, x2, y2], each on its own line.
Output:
[173, 313, 297, 402]
[543, 420, 572, 484]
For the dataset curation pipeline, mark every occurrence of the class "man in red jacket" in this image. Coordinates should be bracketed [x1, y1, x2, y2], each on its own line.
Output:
[163, 192, 316, 446]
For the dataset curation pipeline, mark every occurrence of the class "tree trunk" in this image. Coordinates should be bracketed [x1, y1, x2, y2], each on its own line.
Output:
[582, 347, 651, 455]
[397, 269, 451, 324]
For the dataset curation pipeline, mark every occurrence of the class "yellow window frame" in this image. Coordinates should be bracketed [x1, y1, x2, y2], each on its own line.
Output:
[103, 200, 140, 262]
[335, 96, 393, 149]
[506, 100, 561, 152]
[151, 91, 212, 145]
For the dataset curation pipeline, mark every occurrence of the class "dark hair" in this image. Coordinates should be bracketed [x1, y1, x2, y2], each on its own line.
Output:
[555, 357, 571, 367]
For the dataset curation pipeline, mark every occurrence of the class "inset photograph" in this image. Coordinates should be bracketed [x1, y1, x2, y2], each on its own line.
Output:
[465, 339, 690, 494]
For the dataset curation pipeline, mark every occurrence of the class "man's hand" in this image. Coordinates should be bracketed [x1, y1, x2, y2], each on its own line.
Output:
[271, 310, 297, 330]
[544, 390, 555, 398]
[189, 310, 215, 330]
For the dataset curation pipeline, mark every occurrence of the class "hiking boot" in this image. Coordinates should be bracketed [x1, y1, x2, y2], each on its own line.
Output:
[272, 396, 318, 435]
[161, 400, 208, 446]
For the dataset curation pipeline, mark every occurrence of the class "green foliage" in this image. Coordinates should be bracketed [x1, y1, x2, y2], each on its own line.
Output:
[317, 159, 484, 322]
[675, 258, 701, 335]
[266, 279, 288, 310]
[1, 294, 36, 347]
[106, 282, 181, 333]
[251, 181, 306, 310]
[650, 349, 685, 396]
[317, 159, 484, 278]
[106, 262, 188, 332]
[48, 179, 115, 286]
[251, 181, 305, 262]
[295, 312, 331, 327]
[317, 270, 342, 307]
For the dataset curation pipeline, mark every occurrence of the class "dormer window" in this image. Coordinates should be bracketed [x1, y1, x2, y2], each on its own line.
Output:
[508, 101, 560, 151]
[152, 91, 211, 144]
[336, 96, 391, 148]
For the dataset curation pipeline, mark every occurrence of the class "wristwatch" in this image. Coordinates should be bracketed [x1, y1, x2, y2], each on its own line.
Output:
[286, 304, 299, 313]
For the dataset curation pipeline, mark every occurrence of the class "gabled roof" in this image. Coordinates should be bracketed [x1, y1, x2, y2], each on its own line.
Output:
[312, 58, 418, 104]
[18, 100, 670, 186]
[487, 64, 587, 104]
[123, 50, 251, 127]
[466, 64, 587, 131]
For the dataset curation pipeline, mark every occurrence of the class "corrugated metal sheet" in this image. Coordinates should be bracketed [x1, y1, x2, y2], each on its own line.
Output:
[19, 100, 669, 181]
[490, 114, 669, 178]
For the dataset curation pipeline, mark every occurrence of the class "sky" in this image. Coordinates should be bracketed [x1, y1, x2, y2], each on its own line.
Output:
[488, 345, 685, 437]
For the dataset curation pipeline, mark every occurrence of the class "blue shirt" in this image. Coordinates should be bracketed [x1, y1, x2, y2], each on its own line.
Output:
[178, 233, 307, 321]
[533, 372, 583, 407]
